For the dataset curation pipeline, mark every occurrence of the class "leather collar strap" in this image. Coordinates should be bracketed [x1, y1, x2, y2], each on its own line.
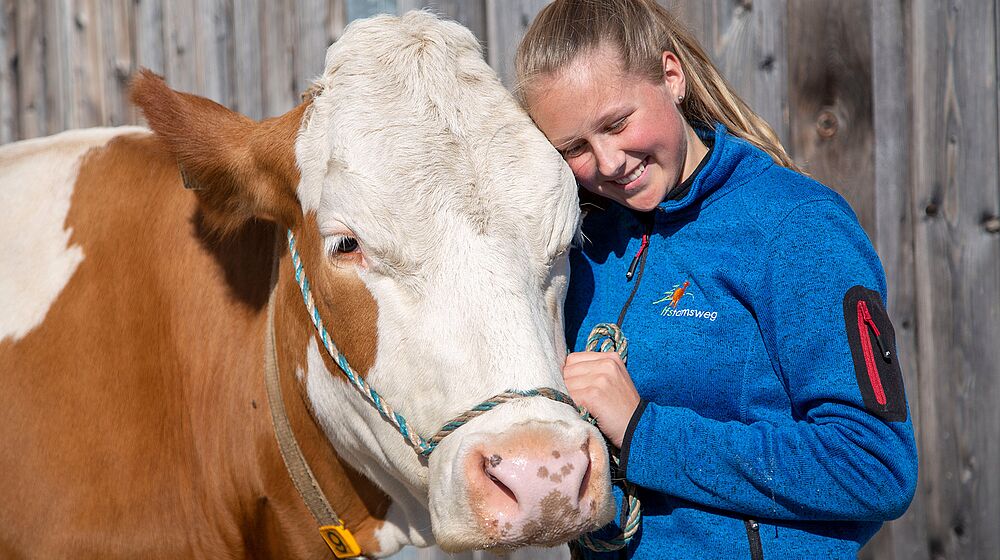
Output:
[264, 294, 367, 559]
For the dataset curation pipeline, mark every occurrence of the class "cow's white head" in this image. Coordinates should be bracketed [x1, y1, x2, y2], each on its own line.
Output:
[295, 12, 614, 551]
[133, 10, 614, 555]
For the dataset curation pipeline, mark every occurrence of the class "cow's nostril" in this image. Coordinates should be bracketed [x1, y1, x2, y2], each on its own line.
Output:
[578, 458, 592, 503]
[484, 464, 517, 505]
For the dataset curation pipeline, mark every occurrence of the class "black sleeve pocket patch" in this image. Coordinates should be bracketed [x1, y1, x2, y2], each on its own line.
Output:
[843, 286, 907, 422]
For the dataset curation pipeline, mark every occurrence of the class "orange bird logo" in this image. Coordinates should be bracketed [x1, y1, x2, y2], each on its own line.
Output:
[653, 280, 692, 309]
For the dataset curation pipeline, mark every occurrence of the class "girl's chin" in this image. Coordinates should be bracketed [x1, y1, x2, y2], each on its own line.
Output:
[620, 186, 665, 212]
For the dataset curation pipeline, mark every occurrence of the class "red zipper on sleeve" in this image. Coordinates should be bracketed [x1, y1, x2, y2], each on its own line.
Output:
[857, 300, 887, 405]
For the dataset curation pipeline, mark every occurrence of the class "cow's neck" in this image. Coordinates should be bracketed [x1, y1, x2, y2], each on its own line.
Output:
[248, 258, 389, 555]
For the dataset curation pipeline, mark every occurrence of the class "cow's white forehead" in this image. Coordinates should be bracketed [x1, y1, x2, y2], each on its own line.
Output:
[295, 11, 578, 274]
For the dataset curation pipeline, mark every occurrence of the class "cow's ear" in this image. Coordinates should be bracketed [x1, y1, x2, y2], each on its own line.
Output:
[129, 69, 305, 235]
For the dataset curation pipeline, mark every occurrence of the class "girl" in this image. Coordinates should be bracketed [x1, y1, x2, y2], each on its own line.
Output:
[514, 1, 918, 558]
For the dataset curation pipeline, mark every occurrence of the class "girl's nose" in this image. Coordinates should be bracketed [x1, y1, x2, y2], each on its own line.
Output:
[591, 140, 625, 179]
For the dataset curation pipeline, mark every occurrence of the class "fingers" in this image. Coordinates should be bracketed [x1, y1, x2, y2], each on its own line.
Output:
[560, 351, 641, 449]
[564, 352, 625, 387]
[564, 350, 625, 366]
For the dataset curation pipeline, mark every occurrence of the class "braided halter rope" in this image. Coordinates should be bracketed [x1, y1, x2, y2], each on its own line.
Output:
[574, 323, 643, 552]
[286, 229, 639, 551]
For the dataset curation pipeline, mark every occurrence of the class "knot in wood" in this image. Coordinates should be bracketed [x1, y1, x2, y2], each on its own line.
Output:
[983, 216, 1000, 234]
[816, 109, 839, 139]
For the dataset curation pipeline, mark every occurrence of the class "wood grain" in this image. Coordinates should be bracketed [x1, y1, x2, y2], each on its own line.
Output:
[787, 0, 876, 234]
[232, 0, 263, 119]
[910, 1, 1000, 559]
[861, 1, 922, 557]
[485, 0, 549, 88]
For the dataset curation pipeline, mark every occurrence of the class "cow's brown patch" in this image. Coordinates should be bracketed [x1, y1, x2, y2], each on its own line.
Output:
[0, 82, 388, 555]
[519, 491, 581, 545]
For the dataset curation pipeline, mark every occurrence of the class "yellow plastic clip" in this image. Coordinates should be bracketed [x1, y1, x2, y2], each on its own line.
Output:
[319, 523, 362, 558]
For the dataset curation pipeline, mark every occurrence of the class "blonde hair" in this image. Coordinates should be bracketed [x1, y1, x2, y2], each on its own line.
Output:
[514, 0, 799, 171]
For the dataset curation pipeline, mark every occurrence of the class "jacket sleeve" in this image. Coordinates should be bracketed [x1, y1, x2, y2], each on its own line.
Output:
[620, 199, 918, 521]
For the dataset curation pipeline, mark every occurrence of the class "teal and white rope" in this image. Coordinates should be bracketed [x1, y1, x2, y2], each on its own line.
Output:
[288, 230, 434, 454]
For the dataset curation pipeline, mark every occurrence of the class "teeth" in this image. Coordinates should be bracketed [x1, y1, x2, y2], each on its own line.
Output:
[614, 162, 645, 185]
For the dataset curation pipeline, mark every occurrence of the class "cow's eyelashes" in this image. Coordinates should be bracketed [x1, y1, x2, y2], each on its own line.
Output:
[324, 235, 362, 259]
[334, 237, 359, 254]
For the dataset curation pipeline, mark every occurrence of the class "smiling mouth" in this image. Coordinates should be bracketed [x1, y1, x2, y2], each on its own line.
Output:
[613, 159, 647, 186]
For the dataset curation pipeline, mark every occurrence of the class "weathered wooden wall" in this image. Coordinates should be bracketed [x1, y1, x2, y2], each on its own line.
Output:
[1, 1, 998, 559]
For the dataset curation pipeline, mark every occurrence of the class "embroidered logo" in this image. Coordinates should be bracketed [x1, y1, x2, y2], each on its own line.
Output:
[653, 279, 718, 321]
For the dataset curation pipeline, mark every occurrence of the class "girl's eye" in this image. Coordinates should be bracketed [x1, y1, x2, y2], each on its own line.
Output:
[562, 143, 586, 159]
[332, 237, 359, 254]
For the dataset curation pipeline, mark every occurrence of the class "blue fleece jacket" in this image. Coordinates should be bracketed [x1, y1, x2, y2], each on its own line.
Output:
[566, 124, 918, 559]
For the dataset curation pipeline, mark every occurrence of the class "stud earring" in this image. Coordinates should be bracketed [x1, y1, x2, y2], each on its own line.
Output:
[677, 95, 685, 103]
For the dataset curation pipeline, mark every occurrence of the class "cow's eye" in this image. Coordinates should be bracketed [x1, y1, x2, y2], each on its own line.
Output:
[332, 237, 359, 254]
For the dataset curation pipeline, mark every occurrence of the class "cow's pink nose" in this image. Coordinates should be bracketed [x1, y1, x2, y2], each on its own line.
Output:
[483, 446, 590, 509]
[468, 428, 601, 541]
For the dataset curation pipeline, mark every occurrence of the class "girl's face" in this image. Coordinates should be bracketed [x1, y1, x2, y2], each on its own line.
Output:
[526, 45, 706, 212]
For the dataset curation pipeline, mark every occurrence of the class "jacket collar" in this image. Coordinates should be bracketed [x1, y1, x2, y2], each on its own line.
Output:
[656, 123, 774, 216]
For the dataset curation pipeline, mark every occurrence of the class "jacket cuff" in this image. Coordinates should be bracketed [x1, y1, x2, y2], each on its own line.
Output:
[617, 399, 648, 480]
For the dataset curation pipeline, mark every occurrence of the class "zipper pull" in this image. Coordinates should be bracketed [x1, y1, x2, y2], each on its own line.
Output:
[859, 301, 892, 361]
[626, 234, 649, 280]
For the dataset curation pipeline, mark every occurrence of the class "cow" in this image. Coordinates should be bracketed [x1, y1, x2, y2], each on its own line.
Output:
[0, 11, 615, 559]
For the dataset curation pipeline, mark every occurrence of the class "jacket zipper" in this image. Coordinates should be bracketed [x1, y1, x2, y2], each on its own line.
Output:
[625, 233, 650, 280]
[744, 519, 764, 560]
[616, 217, 656, 326]
[857, 300, 890, 405]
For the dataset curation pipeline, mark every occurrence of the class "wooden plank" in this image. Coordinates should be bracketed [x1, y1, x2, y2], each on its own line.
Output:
[485, 0, 550, 88]
[232, 0, 263, 119]
[133, 0, 165, 74]
[399, 1, 488, 46]
[329, 0, 348, 43]
[260, 0, 296, 117]
[709, 0, 789, 145]
[69, 0, 107, 129]
[162, 0, 198, 94]
[293, 0, 335, 101]
[15, 0, 46, 138]
[858, 1, 924, 558]
[131, 0, 165, 125]
[0, 0, 17, 142]
[99, 0, 133, 127]
[43, 0, 73, 134]
[909, 0, 1000, 558]
[786, 0, 875, 235]
[195, 0, 232, 106]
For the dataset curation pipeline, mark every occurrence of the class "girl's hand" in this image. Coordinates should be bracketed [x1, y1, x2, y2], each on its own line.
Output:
[563, 351, 641, 449]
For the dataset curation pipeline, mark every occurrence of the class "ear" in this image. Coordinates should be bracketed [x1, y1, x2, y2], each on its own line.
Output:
[661, 51, 686, 104]
[129, 69, 307, 235]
